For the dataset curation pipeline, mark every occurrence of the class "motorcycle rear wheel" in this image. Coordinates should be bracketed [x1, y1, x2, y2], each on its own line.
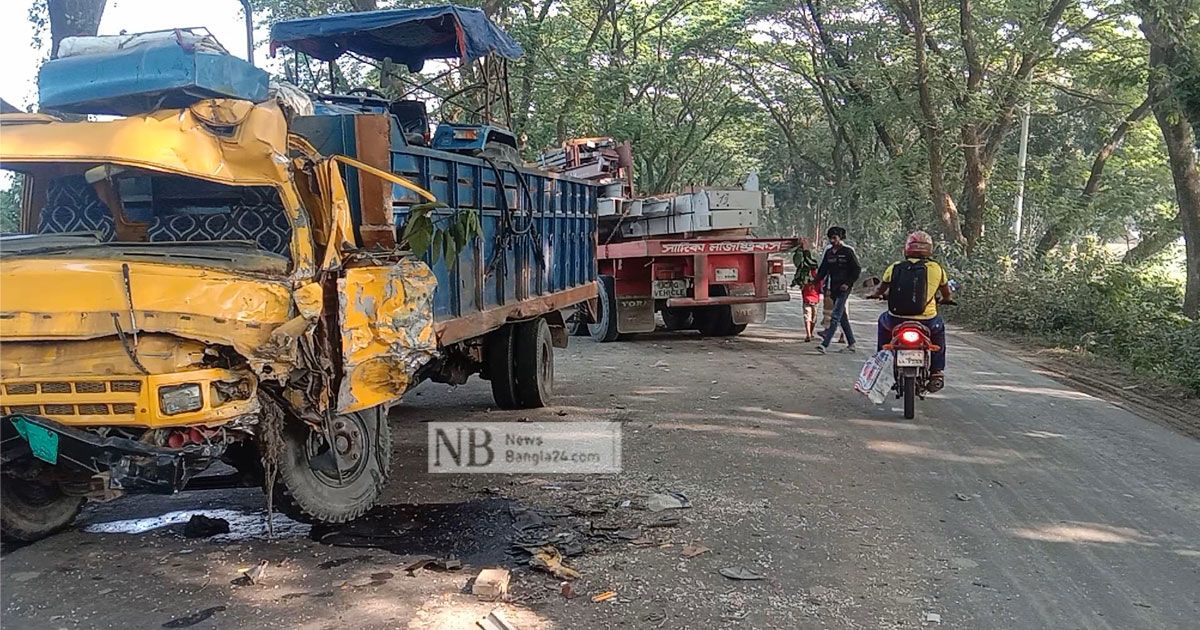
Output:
[903, 376, 916, 420]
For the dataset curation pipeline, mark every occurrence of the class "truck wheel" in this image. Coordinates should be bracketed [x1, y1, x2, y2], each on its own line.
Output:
[661, 307, 694, 331]
[276, 406, 391, 523]
[695, 306, 745, 337]
[486, 325, 519, 409]
[588, 275, 622, 343]
[514, 318, 554, 408]
[1, 476, 84, 543]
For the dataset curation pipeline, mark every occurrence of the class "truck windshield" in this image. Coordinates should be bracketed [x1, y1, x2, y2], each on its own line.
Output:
[2, 166, 294, 272]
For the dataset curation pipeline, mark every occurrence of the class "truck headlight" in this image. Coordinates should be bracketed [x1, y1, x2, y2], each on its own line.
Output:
[159, 384, 203, 416]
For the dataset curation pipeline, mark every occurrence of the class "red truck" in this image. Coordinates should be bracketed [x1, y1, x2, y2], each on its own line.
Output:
[542, 138, 801, 341]
[583, 232, 799, 340]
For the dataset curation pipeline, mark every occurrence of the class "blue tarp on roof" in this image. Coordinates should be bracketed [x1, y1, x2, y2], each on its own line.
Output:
[269, 5, 523, 71]
[39, 38, 269, 116]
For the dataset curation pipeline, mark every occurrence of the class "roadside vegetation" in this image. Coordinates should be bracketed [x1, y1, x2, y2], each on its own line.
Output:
[9, 0, 1199, 392]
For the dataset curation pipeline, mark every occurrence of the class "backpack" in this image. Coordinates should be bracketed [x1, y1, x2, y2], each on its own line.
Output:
[888, 260, 931, 316]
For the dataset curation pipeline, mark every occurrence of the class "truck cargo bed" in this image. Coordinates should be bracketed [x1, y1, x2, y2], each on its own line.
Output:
[293, 114, 597, 346]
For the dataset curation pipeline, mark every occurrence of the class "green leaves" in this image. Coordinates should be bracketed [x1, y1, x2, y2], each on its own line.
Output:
[399, 202, 482, 267]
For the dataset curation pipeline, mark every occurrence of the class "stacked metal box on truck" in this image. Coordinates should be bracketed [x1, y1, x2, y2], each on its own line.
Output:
[536, 141, 774, 239]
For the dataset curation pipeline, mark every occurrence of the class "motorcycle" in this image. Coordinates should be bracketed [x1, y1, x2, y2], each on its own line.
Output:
[869, 297, 955, 419]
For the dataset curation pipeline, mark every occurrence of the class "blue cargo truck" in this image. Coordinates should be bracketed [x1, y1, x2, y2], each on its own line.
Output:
[0, 6, 598, 539]
[273, 6, 598, 409]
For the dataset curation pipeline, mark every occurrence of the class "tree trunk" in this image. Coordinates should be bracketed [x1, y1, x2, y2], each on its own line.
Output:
[1144, 12, 1200, 318]
[1152, 102, 1200, 318]
[1034, 97, 1154, 257]
[1122, 215, 1182, 265]
[910, 0, 965, 244]
[47, 0, 106, 58]
[958, 0, 987, 250]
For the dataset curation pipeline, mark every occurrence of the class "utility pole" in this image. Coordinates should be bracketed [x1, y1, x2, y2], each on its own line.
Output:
[1012, 102, 1031, 264]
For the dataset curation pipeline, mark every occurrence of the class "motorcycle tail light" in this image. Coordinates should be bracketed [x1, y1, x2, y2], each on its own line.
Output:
[899, 329, 923, 345]
[768, 259, 784, 274]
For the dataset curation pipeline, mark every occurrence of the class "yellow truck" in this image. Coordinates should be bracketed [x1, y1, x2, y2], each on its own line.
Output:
[0, 99, 449, 540]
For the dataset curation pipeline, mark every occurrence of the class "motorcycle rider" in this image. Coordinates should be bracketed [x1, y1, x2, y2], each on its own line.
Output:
[867, 231, 953, 392]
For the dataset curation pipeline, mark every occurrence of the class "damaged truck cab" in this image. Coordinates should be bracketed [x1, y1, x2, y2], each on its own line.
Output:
[0, 98, 441, 540]
[1, 8, 598, 542]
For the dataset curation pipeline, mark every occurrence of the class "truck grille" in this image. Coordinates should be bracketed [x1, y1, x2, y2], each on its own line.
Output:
[1, 379, 143, 418]
[2, 381, 142, 396]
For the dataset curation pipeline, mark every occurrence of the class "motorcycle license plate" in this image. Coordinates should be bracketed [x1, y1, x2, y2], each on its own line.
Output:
[896, 350, 925, 367]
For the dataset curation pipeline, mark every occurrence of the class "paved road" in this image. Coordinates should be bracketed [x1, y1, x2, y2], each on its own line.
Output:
[3, 295, 1198, 629]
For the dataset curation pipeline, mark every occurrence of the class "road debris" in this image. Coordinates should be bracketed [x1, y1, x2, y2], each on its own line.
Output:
[645, 492, 691, 511]
[719, 566, 765, 581]
[161, 606, 227, 628]
[644, 515, 680, 528]
[231, 561, 269, 586]
[652, 360, 669, 368]
[925, 612, 942, 624]
[9, 572, 41, 583]
[591, 590, 617, 603]
[472, 568, 511, 601]
[477, 609, 519, 630]
[681, 544, 711, 558]
[182, 514, 230, 538]
[529, 546, 581, 579]
[403, 557, 436, 576]
[560, 581, 579, 599]
[954, 493, 972, 502]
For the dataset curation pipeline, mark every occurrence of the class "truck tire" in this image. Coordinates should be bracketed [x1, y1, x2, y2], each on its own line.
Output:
[513, 318, 554, 408]
[276, 406, 391, 523]
[588, 275, 622, 343]
[486, 325, 519, 409]
[0, 476, 84, 543]
[695, 306, 746, 337]
[661, 307, 694, 331]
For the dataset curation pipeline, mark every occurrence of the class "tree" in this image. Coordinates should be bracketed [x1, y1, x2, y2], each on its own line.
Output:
[41, 0, 107, 58]
[1139, 1, 1200, 317]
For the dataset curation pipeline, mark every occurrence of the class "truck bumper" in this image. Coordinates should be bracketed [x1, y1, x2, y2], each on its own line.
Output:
[665, 293, 791, 308]
[2, 415, 221, 494]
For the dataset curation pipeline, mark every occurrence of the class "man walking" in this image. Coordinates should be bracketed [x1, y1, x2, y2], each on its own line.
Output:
[815, 226, 861, 354]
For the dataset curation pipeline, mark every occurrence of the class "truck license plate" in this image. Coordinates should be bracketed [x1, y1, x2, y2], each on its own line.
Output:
[896, 350, 925, 367]
[768, 274, 786, 294]
[652, 280, 688, 299]
[715, 268, 738, 282]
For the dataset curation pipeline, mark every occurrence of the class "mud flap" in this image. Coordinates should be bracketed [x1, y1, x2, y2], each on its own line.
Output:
[616, 297, 656, 334]
[731, 302, 767, 325]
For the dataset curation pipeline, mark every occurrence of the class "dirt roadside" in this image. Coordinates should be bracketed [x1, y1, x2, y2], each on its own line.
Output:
[955, 328, 1200, 440]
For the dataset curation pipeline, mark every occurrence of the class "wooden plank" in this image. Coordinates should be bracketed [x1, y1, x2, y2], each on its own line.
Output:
[353, 114, 396, 250]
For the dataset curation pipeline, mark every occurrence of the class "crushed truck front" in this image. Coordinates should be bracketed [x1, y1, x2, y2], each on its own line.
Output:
[0, 98, 438, 541]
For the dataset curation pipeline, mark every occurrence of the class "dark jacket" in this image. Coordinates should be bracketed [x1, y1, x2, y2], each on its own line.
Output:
[817, 244, 862, 295]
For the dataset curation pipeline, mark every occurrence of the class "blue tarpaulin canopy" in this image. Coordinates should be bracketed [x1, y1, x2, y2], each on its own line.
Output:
[269, 5, 523, 71]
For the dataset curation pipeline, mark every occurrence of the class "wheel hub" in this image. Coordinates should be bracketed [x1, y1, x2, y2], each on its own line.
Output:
[306, 415, 369, 487]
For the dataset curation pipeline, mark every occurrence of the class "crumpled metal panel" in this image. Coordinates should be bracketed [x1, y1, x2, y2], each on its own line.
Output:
[336, 258, 439, 413]
[0, 258, 294, 360]
[0, 100, 315, 278]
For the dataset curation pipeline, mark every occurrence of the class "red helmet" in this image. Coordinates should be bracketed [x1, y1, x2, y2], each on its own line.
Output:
[904, 231, 934, 257]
